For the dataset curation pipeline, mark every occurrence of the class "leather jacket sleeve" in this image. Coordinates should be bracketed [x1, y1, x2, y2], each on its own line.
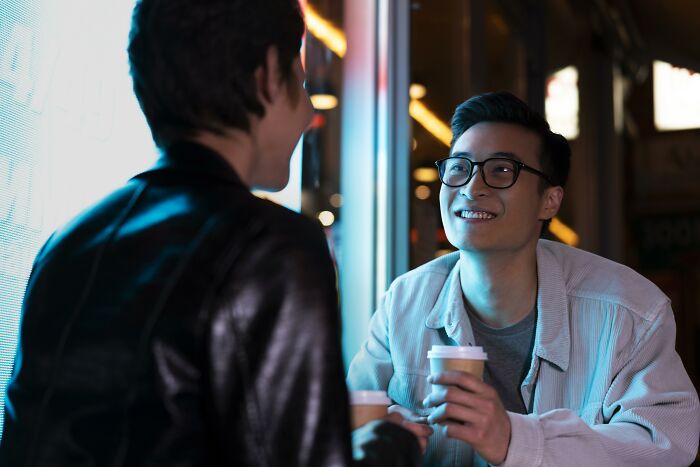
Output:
[203, 216, 420, 466]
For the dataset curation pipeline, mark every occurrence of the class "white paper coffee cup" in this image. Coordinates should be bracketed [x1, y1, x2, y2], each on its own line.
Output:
[427, 345, 488, 380]
[349, 390, 391, 429]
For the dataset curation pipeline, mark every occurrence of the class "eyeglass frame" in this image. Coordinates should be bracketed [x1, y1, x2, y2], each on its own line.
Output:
[434, 153, 554, 189]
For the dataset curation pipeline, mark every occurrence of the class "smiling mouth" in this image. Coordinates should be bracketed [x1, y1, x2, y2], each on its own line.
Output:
[456, 210, 496, 220]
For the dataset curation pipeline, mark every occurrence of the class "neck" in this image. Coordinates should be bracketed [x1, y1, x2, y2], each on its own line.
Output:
[458, 244, 538, 328]
[192, 127, 259, 187]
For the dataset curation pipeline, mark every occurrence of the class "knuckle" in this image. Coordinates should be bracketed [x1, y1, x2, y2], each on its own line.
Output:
[442, 404, 454, 418]
[431, 405, 446, 420]
[472, 424, 487, 441]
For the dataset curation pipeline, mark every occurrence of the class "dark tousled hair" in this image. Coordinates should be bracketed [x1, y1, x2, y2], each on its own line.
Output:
[128, 0, 305, 147]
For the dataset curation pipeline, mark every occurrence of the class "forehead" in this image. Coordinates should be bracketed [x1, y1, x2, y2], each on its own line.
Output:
[452, 121, 541, 165]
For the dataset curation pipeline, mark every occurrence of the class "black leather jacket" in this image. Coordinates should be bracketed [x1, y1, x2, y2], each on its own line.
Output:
[0, 142, 419, 466]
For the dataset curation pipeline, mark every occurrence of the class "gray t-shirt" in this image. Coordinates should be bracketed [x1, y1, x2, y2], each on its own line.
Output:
[467, 308, 536, 414]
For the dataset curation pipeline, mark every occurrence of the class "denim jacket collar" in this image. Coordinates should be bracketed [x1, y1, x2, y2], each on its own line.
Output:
[533, 243, 570, 371]
[424, 254, 477, 346]
[424, 242, 571, 372]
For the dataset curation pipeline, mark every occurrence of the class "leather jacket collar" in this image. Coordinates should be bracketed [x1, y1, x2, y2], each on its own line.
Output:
[134, 140, 246, 187]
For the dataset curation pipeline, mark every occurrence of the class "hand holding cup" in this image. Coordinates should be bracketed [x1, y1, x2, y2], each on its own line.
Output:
[423, 345, 510, 465]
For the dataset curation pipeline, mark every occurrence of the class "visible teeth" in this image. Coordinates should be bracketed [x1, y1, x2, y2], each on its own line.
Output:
[459, 210, 495, 219]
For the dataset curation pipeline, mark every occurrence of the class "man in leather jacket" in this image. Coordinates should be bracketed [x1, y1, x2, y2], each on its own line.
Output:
[0, 0, 428, 465]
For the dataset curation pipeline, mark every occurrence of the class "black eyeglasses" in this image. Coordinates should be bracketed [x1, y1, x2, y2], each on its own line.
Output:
[434, 154, 553, 189]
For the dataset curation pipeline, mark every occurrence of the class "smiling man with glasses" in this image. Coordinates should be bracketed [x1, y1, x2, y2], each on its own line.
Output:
[347, 92, 699, 466]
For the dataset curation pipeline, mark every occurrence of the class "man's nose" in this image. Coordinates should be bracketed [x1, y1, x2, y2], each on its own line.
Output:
[459, 167, 489, 198]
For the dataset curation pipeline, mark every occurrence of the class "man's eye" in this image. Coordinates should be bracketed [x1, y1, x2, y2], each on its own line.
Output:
[493, 165, 513, 172]
[490, 163, 514, 173]
[448, 162, 469, 172]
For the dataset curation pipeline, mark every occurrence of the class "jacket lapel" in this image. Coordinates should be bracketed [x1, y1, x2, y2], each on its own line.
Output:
[425, 254, 477, 346]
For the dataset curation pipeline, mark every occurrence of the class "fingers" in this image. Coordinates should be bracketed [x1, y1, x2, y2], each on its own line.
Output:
[382, 411, 406, 425]
[420, 376, 511, 465]
[384, 405, 433, 453]
[401, 420, 434, 438]
[422, 385, 479, 410]
[427, 370, 489, 393]
[388, 404, 428, 424]
[424, 397, 492, 426]
[400, 420, 433, 453]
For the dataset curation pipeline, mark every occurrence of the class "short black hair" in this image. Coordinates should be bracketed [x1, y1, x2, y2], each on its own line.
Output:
[128, 0, 305, 147]
[450, 91, 571, 190]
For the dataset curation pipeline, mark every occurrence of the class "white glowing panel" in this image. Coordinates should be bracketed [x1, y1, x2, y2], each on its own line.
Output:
[654, 61, 700, 131]
[545, 66, 579, 140]
[0, 0, 154, 437]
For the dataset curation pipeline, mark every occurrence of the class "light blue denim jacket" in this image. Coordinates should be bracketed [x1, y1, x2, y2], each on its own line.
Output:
[347, 240, 699, 467]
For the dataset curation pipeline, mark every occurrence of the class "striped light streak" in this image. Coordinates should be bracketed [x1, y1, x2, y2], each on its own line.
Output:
[549, 217, 579, 246]
[304, 4, 347, 58]
[409, 99, 452, 147]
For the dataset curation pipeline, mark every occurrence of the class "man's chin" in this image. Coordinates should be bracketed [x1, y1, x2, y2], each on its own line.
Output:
[446, 231, 491, 251]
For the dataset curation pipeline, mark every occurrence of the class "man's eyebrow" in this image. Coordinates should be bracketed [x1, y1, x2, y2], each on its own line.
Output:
[449, 151, 523, 162]
[491, 151, 522, 162]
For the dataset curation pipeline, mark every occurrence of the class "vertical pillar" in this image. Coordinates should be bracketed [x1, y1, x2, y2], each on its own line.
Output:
[576, 34, 623, 260]
[340, 0, 377, 368]
[376, 0, 410, 299]
[340, 0, 410, 368]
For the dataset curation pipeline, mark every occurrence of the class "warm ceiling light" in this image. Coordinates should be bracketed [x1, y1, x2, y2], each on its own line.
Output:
[409, 83, 427, 99]
[318, 210, 336, 227]
[549, 217, 579, 246]
[409, 99, 452, 147]
[413, 167, 439, 183]
[414, 185, 431, 200]
[329, 193, 343, 208]
[304, 4, 347, 58]
[310, 93, 338, 110]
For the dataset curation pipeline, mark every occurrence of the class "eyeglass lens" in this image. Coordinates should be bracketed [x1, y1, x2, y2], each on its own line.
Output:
[440, 158, 518, 188]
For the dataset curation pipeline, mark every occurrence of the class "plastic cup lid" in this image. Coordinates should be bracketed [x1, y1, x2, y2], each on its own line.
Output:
[426, 345, 488, 360]
[349, 390, 391, 405]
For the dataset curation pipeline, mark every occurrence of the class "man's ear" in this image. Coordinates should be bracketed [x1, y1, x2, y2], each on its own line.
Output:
[538, 186, 564, 221]
[255, 46, 282, 104]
